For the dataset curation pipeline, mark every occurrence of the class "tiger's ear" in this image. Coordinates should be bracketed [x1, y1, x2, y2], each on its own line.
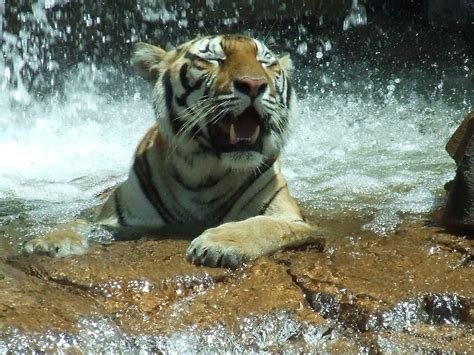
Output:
[278, 53, 293, 73]
[132, 42, 168, 83]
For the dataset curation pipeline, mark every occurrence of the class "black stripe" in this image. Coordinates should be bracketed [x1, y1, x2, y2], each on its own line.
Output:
[236, 173, 278, 216]
[203, 77, 212, 97]
[216, 159, 275, 222]
[163, 69, 174, 111]
[276, 76, 286, 105]
[195, 191, 231, 205]
[184, 52, 201, 61]
[165, 71, 209, 140]
[198, 40, 210, 53]
[175, 77, 205, 107]
[114, 190, 127, 226]
[163, 65, 210, 140]
[169, 112, 185, 136]
[258, 184, 287, 215]
[179, 63, 191, 90]
[195, 135, 213, 151]
[285, 78, 293, 107]
[183, 52, 212, 70]
[194, 63, 207, 71]
[169, 112, 205, 141]
[175, 60, 207, 108]
[133, 152, 177, 224]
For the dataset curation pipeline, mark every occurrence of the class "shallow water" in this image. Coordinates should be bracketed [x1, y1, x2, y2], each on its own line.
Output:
[0, 311, 356, 353]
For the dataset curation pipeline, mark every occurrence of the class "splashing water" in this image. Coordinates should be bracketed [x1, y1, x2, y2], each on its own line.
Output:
[0, 2, 472, 245]
[0, 311, 342, 353]
[285, 76, 463, 234]
[343, 0, 367, 31]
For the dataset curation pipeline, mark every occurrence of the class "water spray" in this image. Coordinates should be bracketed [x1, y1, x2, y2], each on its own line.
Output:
[0, 0, 4, 42]
[343, 0, 367, 31]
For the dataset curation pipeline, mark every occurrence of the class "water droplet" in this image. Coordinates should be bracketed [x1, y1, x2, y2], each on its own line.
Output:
[296, 42, 308, 55]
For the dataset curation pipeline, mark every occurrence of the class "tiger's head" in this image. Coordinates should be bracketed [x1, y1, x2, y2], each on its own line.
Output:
[132, 35, 295, 170]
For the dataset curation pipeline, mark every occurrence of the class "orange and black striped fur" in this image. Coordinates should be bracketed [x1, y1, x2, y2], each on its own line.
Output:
[24, 35, 319, 268]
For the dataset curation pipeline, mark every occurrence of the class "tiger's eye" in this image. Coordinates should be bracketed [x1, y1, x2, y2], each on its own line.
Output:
[260, 61, 278, 68]
[206, 58, 224, 65]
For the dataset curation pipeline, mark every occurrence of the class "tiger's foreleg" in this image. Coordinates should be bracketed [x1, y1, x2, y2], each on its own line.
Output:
[186, 188, 323, 269]
[22, 181, 123, 257]
[186, 217, 319, 269]
[23, 219, 91, 257]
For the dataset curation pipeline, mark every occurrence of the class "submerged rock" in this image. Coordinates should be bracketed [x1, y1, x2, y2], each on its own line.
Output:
[1, 220, 473, 352]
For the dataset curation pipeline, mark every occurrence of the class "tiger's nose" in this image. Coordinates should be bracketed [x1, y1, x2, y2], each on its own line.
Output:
[233, 78, 268, 98]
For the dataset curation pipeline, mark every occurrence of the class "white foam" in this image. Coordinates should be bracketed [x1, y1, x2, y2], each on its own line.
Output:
[0, 65, 153, 203]
[284, 86, 461, 232]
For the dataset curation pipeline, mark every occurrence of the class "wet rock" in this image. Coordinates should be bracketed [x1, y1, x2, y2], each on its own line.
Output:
[1, 221, 473, 352]
[370, 324, 474, 353]
[274, 222, 474, 351]
[0, 260, 103, 332]
[9, 239, 226, 290]
[3, 239, 328, 351]
[446, 111, 474, 163]
[7, 240, 228, 334]
[444, 111, 474, 228]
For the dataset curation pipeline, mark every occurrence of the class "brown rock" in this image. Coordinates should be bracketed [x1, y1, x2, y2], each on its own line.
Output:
[9, 239, 226, 289]
[0, 260, 103, 332]
[274, 222, 473, 351]
[444, 110, 474, 228]
[446, 110, 474, 164]
[1, 221, 473, 352]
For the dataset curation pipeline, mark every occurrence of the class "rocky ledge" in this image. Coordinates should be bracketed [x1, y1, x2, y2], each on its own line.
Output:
[0, 218, 472, 353]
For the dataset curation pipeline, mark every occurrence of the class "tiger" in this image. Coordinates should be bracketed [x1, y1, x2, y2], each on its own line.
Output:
[23, 34, 320, 268]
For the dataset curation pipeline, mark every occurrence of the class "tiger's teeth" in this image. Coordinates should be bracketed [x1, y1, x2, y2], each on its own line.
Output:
[229, 124, 237, 144]
[250, 125, 260, 144]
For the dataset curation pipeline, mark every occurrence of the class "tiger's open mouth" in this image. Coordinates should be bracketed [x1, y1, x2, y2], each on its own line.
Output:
[208, 106, 264, 153]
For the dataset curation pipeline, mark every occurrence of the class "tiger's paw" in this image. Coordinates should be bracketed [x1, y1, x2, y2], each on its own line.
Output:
[186, 224, 253, 269]
[23, 230, 88, 257]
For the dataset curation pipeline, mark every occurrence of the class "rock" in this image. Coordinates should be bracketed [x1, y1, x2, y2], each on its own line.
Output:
[446, 111, 474, 164]
[0, 261, 103, 332]
[2, 239, 329, 352]
[273, 222, 473, 351]
[1, 222, 473, 352]
[444, 111, 474, 228]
